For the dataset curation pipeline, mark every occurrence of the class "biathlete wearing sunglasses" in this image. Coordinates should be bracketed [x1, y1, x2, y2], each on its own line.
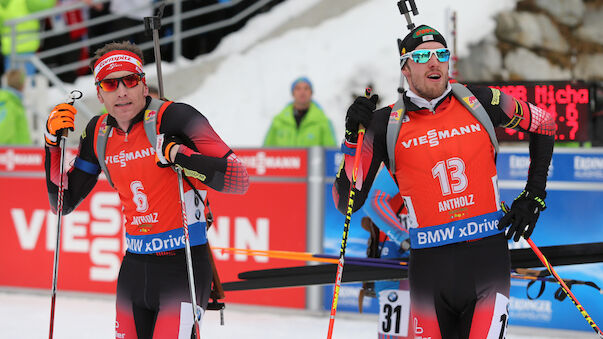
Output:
[96, 72, 146, 92]
[333, 25, 555, 339]
[44, 42, 249, 338]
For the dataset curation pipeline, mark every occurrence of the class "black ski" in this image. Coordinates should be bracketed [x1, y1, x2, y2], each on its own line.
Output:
[222, 242, 603, 291]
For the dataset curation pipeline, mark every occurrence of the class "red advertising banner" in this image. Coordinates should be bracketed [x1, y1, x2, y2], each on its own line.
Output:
[0, 147, 308, 308]
[236, 149, 307, 177]
[0, 176, 122, 293]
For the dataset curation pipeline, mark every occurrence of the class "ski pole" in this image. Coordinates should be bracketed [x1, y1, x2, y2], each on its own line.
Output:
[182, 175, 226, 324]
[144, 4, 201, 337]
[144, 2, 166, 99]
[176, 166, 202, 338]
[327, 89, 372, 339]
[527, 238, 603, 337]
[502, 203, 603, 338]
[48, 90, 82, 339]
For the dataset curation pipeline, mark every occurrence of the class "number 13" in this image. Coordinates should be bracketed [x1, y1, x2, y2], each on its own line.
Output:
[432, 157, 468, 196]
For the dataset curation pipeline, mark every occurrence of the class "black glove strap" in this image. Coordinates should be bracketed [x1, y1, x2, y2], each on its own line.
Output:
[516, 190, 547, 211]
[345, 129, 358, 143]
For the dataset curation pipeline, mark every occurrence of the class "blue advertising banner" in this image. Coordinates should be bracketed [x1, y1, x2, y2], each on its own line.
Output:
[322, 147, 603, 332]
[499, 148, 603, 332]
[323, 149, 380, 314]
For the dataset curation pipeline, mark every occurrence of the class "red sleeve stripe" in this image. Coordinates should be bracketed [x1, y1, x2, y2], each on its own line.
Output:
[374, 191, 408, 234]
[156, 101, 174, 134]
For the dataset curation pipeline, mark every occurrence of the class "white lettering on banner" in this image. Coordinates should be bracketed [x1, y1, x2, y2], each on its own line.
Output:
[509, 155, 530, 178]
[510, 155, 531, 169]
[459, 219, 499, 237]
[90, 238, 120, 281]
[417, 227, 455, 245]
[401, 124, 481, 149]
[11, 209, 45, 249]
[510, 155, 555, 178]
[437, 194, 474, 212]
[509, 297, 552, 322]
[573, 156, 603, 179]
[90, 193, 121, 235]
[239, 151, 301, 175]
[208, 217, 270, 262]
[46, 212, 57, 250]
[9, 192, 122, 282]
[509, 297, 552, 312]
[63, 211, 90, 252]
[105, 147, 155, 168]
[142, 235, 186, 252]
[336, 286, 367, 307]
[126, 238, 143, 253]
[0, 149, 43, 171]
[235, 217, 269, 262]
[575, 156, 603, 170]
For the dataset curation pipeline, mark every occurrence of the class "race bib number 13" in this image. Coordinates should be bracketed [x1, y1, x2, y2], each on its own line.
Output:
[378, 289, 410, 338]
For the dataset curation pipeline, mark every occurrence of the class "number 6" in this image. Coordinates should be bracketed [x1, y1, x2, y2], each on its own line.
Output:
[130, 181, 149, 213]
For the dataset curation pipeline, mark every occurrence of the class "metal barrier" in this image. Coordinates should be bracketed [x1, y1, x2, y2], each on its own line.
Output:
[4, 0, 277, 120]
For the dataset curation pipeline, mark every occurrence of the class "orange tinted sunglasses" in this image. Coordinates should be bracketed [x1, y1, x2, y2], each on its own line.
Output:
[96, 73, 145, 92]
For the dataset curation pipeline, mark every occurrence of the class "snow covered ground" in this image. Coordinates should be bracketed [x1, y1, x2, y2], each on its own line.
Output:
[0, 290, 595, 338]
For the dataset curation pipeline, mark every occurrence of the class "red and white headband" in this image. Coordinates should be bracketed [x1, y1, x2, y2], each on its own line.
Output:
[93, 50, 144, 83]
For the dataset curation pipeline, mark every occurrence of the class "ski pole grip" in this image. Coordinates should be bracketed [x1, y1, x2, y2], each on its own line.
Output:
[66, 89, 82, 105]
[357, 87, 374, 134]
[56, 89, 82, 139]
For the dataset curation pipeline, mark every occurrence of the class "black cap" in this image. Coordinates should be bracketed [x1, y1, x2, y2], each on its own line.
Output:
[398, 24, 447, 56]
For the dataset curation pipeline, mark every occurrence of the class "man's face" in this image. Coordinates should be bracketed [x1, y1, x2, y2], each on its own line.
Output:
[97, 70, 148, 125]
[401, 41, 449, 101]
[292, 82, 312, 109]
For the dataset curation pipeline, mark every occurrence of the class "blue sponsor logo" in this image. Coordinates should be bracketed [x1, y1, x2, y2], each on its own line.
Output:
[409, 211, 504, 249]
[125, 221, 207, 254]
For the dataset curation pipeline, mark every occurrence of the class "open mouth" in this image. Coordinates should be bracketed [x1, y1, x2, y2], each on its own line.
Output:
[115, 102, 132, 107]
[427, 73, 441, 80]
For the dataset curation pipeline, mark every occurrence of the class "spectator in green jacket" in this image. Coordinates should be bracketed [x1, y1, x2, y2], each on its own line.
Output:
[0, 68, 31, 144]
[0, 0, 56, 75]
[264, 77, 336, 147]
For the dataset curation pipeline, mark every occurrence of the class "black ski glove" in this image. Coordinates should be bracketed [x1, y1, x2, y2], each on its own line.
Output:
[155, 134, 184, 168]
[345, 94, 378, 143]
[498, 190, 547, 242]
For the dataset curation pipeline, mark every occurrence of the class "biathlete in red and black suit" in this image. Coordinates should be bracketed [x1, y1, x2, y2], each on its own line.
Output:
[333, 25, 555, 339]
[44, 41, 249, 339]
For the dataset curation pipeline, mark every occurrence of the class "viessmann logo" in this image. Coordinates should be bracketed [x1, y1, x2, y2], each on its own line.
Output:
[239, 151, 301, 175]
[0, 149, 43, 171]
[105, 147, 155, 168]
[400, 123, 482, 149]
